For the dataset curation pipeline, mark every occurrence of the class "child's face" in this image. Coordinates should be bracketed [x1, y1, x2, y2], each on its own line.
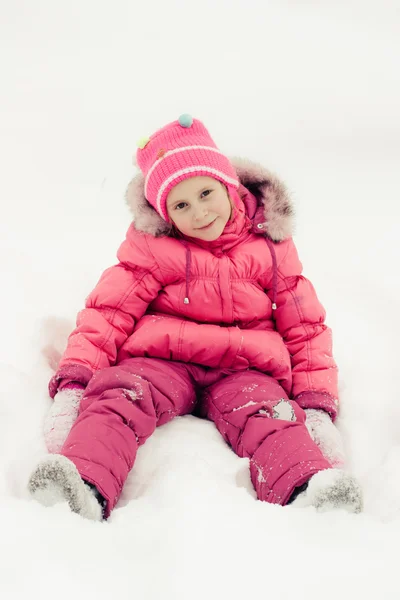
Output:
[166, 176, 232, 240]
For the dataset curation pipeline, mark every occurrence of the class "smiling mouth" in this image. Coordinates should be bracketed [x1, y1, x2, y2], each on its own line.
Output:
[195, 218, 217, 230]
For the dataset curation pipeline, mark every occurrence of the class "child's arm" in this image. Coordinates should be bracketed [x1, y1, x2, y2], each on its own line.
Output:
[49, 228, 163, 397]
[269, 238, 339, 420]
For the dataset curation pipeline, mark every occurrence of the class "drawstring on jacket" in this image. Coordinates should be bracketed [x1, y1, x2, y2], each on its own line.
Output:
[264, 237, 278, 311]
[180, 241, 192, 304]
[180, 234, 278, 311]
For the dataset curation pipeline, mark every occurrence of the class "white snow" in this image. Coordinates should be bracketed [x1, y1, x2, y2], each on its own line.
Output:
[272, 399, 296, 421]
[232, 400, 258, 411]
[1, 1, 400, 599]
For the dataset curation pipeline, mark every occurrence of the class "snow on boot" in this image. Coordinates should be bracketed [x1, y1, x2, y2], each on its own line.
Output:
[291, 468, 362, 513]
[28, 455, 103, 521]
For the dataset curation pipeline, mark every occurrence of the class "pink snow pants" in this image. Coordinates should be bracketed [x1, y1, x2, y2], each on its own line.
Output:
[61, 358, 331, 517]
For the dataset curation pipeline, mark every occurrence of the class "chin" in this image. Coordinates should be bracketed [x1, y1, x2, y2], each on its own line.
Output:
[202, 231, 223, 241]
[196, 228, 223, 241]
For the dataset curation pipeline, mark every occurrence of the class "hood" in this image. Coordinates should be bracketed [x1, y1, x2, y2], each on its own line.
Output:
[125, 157, 294, 242]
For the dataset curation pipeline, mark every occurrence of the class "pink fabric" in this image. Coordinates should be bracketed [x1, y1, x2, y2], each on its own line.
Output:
[49, 364, 92, 398]
[61, 357, 331, 517]
[59, 382, 85, 392]
[136, 117, 239, 220]
[55, 186, 338, 418]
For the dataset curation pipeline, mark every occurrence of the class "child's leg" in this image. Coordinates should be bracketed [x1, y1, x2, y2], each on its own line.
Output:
[201, 370, 360, 510]
[31, 358, 201, 518]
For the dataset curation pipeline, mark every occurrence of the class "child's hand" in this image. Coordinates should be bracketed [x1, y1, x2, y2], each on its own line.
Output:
[44, 385, 85, 453]
[304, 408, 345, 468]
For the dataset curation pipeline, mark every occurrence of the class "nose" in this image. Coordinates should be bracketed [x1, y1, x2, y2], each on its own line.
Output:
[193, 205, 208, 221]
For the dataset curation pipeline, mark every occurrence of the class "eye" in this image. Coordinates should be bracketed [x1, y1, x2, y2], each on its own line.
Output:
[175, 202, 187, 211]
[201, 189, 212, 198]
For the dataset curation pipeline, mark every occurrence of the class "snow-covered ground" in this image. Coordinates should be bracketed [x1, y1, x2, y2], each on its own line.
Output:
[1, 1, 400, 598]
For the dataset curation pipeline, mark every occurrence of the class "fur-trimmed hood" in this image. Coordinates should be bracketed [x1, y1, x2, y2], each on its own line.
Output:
[125, 158, 294, 242]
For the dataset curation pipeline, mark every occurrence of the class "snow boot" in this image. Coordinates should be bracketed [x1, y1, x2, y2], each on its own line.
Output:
[291, 468, 362, 513]
[28, 454, 103, 521]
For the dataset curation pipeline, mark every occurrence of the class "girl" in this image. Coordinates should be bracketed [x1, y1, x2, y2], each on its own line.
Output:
[29, 115, 362, 520]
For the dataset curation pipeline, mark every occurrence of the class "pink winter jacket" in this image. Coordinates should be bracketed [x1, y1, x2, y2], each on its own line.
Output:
[50, 159, 339, 419]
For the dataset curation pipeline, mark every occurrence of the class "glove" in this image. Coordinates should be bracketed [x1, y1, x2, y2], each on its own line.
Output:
[44, 384, 84, 453]
[304, 408, 345, 468]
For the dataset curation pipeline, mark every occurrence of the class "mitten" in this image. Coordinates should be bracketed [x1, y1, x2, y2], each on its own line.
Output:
[44, 383, 84, 453]
[304, 408, 345, 468]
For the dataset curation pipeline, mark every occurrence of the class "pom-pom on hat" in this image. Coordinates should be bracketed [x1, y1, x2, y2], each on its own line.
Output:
[136, 114, 239, 221]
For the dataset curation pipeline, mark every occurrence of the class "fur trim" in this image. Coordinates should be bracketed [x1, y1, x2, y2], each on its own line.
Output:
[232, 158, 294, 242]
[125, 175, 172, 237]
[125, 157, 294, 241]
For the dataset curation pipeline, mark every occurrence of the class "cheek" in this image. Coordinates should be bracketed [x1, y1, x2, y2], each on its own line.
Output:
[172, 213, 191, 231]
[221, 197, 232, 218]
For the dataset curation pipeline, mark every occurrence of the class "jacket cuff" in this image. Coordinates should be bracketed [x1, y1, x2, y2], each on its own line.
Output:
[58, 381, 86, 392]
[294, 391, 339, 421]
[49, 364, 93, 399]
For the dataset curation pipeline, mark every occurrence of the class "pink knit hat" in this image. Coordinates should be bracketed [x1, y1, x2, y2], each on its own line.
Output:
[136, 114, 239, 221]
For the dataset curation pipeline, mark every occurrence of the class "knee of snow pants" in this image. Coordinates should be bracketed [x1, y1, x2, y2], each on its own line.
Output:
[202, 370, 331, 506]
[61, 357, 199, 517]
